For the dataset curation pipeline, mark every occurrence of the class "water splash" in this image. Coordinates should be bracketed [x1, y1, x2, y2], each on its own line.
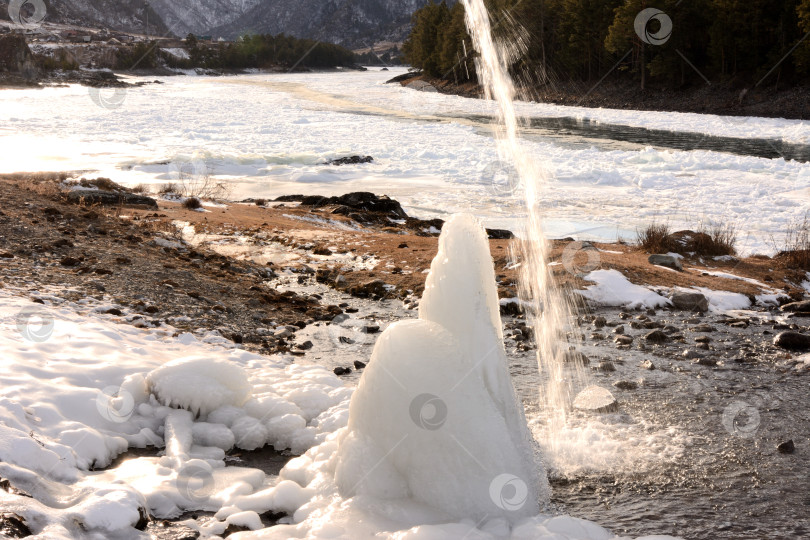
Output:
[459, 0, 590, 457]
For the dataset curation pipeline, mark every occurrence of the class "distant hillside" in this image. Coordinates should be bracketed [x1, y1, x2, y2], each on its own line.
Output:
[37, 0, 168, 35]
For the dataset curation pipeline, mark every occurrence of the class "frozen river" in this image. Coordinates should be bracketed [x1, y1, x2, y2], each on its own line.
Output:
[3, 67, 810, 253]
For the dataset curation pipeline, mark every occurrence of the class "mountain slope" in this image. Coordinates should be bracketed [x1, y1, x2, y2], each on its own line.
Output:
[44, 0, 168, 34]
[145, 0, 261, 37]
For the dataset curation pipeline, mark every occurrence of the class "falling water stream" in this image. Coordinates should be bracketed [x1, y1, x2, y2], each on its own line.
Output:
[459, 0, 590, 460]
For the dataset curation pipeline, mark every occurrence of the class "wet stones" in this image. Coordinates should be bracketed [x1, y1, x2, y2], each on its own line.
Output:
[615, 335, 633, 346]
[780, 300, 810, 313]
[777, 439, 796, 454]
[573, 385, 618, 413]
[596, 361, 616, 372]
[613, 380, 638, 391]
[648, 254, 683, 271]
[644, 329, 669, 343]
[0, 512, 31, 538]
[691, 324, 716, 333]
[563, 350, 590, 365]
[333, 366, 352, 376]
[773, 331, 810, 351]
[593, 316, 607, 329]
[353, 360, 367, 370]
[671, 291, 709, 312]
[640, 359, 656, 370]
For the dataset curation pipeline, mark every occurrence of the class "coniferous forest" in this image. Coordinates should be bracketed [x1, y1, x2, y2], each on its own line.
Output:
[403, 0, 810, 91]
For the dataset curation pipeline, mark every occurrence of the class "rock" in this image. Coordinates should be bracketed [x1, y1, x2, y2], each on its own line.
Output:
[681, 349, 703, 359]
[327, 155, 374, 166]
[348, 279, 389, 298]
[333, 366, 352, 376]
[364, 325, 380, 334]
[596, 361, 616, 372]
[593, 316, 607, 328]
[695, 335, 711, 343]
[640, 360, 656, 370]
[777, 439, 795, 454]
[353, 360, 367, 370]
[648, 254, 683, 271]
[773, 331, 810, 351]
[274, 328, 293, 339]
[729, 321, 749, 329]
[692, 357, 718, 367]
[563, 351, 590, 365]
[613, 380, 638, 391]
[671, 291, 709, 312]
[0, 252, 13, 258]
[60, 256, 82, 267]
[573, 386, 618, 413]
[104, 308, 123, 316]
[296, 341, 313, 350]
[0, 34, 38, 80]
[697, 342, 710, 350]
[692, 324, 716, 333]
[66, 189, 158, 208]
[485, 228, 514, 240]
[644, 330, 669, 343]
[591, 333, 605, 340]
[615, 335, 633, 345]
[780, 300, 810, 312]
[0, 512, 31, 538]
[613, 325, 625, 335]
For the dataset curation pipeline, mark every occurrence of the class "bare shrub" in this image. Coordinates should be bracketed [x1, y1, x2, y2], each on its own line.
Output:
[158, 183, 179, 196]
[636, 222, 671, 253]
[173, 162, 230, 200]
[693, 220, 737, 256]
[131, 183, 151, 194]
[255, 199, 267, 207]
[182, 197, 202, 210]
[774, 212, 810, 270]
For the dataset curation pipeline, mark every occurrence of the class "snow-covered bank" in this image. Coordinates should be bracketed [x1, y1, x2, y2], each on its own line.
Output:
[0, 219, 679, 539]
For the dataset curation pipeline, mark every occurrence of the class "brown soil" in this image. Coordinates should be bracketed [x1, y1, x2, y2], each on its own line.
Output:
[1, 173, 806, 342]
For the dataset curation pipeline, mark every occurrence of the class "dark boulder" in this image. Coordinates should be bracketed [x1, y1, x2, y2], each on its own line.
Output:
[67, 189, 158, 209]
[773, 331, 810, 351]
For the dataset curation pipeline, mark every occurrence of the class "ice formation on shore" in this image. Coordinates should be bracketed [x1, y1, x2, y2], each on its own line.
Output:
[334, 213, 547, 522]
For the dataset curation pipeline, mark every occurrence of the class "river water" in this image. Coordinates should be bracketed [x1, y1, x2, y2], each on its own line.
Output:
[2, 68, 810, 254]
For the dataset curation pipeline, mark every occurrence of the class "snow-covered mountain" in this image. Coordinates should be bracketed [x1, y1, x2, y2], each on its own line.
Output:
[210, 0, 434, 46]
[145, 0, 262, 38]
[145, 0, 437, 46]
[42, 0, 168, 35]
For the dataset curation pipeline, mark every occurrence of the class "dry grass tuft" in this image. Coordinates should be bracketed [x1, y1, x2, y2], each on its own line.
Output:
[774, 213, 810, 270]
[182, 197, 202, 210]
[636, 222, 671, 253]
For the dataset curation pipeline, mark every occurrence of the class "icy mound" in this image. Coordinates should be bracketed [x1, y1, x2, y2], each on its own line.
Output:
[334, 213, 546, 522]
[147, 357, 251, 416]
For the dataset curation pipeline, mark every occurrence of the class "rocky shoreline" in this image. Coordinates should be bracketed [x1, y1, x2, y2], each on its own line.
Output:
[389, 72, 810, 121]
[1, 172, 808, 367]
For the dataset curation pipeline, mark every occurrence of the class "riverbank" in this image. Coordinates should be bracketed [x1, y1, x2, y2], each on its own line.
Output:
[392, 72, 810, 121]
